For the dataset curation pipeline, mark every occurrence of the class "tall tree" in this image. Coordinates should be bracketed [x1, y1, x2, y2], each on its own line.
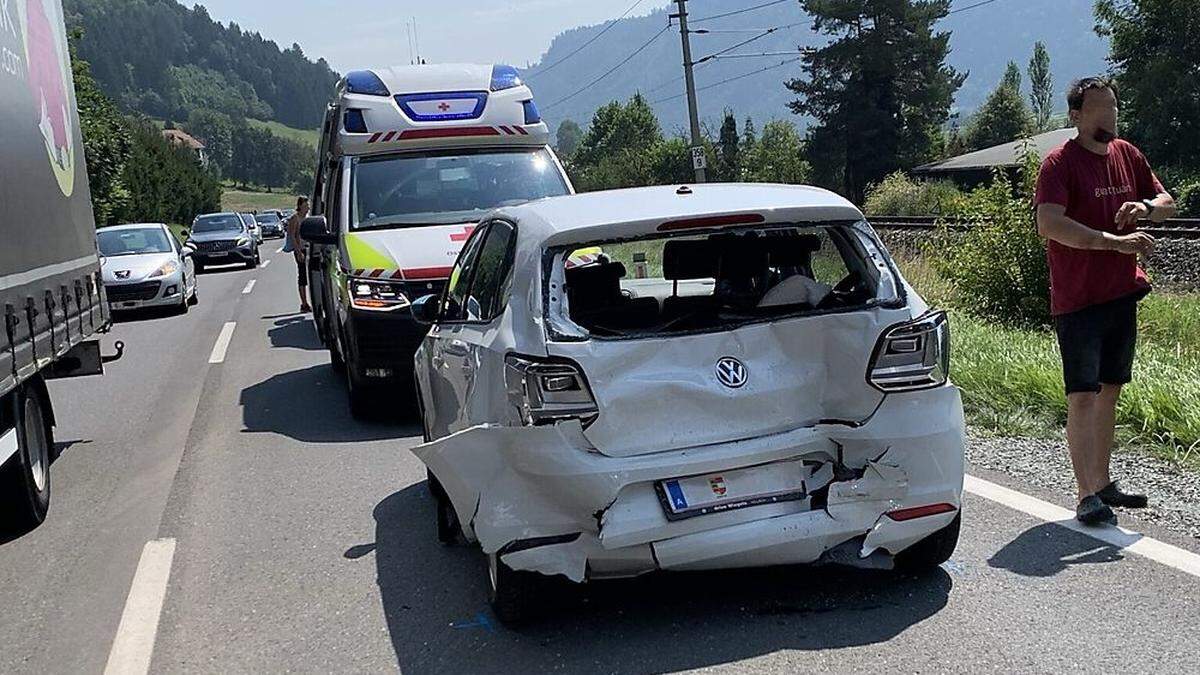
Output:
[555, 119, 583, 157]
[1027, 42, 1054, 132]
[787, 0, 964, 202]
[69, 32, 131, 226]
[186, 109, 234, 175]
[716, 110, 741, 182]
[1002, 61, 1022, 93]
[1095, 0, 1200, 172]
[744, 120, 810, 184]
[962, 74, 1035, 152]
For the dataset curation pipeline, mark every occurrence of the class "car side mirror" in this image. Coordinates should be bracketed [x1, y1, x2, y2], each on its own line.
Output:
[300, 216, 338, 245]
[411, 294, 440, 325]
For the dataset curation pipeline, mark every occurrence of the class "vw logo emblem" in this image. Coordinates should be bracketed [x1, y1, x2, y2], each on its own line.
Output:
[715, 357, 748, 389]
[115, 270, 131, 279]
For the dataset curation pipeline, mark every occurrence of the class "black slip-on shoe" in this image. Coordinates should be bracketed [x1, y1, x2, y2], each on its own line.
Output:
[1076, 494, 1118, 526]
[1097, 481, 1149, 509]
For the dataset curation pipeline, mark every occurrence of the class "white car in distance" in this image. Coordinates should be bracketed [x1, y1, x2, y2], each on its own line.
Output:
[411, 183, 966, 624]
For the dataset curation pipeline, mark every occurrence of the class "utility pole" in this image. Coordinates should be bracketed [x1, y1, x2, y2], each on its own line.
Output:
[673, 0, 707, 183]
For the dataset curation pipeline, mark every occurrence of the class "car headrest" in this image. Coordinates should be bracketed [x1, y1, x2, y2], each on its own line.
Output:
[766, 234, 822, 267]
[566, 261, 627, 308]
[663, 239, 718, 280]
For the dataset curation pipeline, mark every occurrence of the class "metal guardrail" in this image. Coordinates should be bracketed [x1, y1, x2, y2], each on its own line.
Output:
[869, 215, 1200, 239]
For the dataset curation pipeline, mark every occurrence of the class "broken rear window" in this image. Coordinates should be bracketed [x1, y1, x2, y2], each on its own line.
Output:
[552, 224, 891, 338]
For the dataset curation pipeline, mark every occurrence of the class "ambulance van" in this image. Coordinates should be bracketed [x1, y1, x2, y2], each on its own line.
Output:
[302, 64, 573, 417]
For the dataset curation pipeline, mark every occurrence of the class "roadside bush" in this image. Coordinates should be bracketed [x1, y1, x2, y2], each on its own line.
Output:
[863, 172, 965, 216]
[930, 150, 1051, 328]
[1176, 181, 1200, 217]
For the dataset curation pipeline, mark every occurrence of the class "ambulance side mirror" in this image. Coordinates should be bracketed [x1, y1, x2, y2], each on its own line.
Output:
[300, 216, 337, 245]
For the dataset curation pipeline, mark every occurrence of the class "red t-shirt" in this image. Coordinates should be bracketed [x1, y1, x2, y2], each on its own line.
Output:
[1034, 138, 1163, 315]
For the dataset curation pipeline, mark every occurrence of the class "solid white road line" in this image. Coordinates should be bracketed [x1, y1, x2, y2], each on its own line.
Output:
[208, 322, 236, 364]
[242, 280, 256, 295]
[104, 538, 176, 675]
[275, 247, 284, 254]
[964, 474, 1200, 579]
[261, 259, 271, 269]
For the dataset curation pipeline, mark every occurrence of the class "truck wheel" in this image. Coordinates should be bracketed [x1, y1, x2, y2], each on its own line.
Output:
[488, 553, 549, 626]
[894, 512, 961, 574]
[1, 386, 53, 531]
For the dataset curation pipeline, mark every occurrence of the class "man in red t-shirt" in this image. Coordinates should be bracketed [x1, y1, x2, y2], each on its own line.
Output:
[1034, 77, 1176, 526]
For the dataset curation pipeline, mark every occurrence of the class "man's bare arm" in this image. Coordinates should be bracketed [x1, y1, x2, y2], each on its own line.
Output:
[1036, 203, 1155, 256]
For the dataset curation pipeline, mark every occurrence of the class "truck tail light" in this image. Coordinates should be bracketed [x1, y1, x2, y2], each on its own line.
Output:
[505, 355, 598, 427]
[868, 311, 950, 392]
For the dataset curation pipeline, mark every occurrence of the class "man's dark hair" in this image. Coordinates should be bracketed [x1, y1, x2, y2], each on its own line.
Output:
[296, 195, 309, 209]
[1068, 77, 1119, 111]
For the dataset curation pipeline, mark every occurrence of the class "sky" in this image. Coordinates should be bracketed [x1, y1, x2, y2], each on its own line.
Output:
[193, 1, 673, 73]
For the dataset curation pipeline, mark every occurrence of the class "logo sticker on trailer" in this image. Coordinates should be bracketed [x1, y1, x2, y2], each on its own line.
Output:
[16, 0, 76, 197]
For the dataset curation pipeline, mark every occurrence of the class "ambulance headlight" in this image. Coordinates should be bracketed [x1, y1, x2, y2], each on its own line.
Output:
[490, 64, 522, 92]
[345, 70, 390, 97]
[349, 278, 411, 312]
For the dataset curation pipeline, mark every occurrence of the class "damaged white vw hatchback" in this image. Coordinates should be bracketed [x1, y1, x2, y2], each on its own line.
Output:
[411, 183, 965, 623]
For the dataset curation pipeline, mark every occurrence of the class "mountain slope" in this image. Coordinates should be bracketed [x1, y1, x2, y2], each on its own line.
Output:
[523, 0, 1108, 135]
[64, 0, 339, 129]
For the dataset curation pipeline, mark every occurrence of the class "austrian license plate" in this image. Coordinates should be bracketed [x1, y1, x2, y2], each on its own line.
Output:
[656, 460, 810, 521]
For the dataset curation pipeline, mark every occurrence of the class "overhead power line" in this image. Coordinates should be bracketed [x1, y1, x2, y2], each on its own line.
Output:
[694, 19, 811, 65]
[651, 56, 803, 104]
[543, 25, 672, 110]
[525, 0, 648, 78]
[691, 0, 791, 24]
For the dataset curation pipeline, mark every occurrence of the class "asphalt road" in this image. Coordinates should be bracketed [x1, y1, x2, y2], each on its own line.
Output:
[1, 245, 1198, 674]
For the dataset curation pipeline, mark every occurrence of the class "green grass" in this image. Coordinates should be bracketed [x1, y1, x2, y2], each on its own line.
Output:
[895, 255, 1200, 466]
[221, 189, 297, 213]
[246, 119, 319, 148]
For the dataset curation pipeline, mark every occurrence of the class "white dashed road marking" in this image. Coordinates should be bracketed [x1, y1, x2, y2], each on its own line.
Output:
[965, 474, 1200, 579]
[208, 322, 236, 364]
[242, 280, 256, 295]
[105, 538, 176, 675]
[275, 247, 284, 254]
[261, 260, 271, 269]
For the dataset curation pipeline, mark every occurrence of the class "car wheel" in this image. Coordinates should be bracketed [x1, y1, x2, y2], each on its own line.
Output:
[894, 512, 961, 574]
[488, 552, 549, 626]
[188, 286, 199, 306]
[0, 385, 53, 532]
[177, 292, 189, 315]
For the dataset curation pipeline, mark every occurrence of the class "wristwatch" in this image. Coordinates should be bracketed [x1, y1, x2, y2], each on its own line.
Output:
[1142, 199, 1156, 219]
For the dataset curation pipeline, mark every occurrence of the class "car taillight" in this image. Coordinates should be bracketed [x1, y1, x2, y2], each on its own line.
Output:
[868, 311, 950, 392]
[505, 355, 598, 427]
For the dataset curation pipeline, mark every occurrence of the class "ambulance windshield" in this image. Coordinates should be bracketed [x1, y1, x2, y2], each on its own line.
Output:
[351, 148, 569, 230]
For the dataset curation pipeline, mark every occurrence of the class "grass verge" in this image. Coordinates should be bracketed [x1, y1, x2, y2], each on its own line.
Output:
[896, 254, 1200, 466]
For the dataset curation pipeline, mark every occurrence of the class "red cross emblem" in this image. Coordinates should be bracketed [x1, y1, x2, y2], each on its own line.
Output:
[438, 102, 451, 112]
[450, 225, 476, 242]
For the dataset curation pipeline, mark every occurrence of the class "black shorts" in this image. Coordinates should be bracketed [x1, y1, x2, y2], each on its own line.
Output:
[296, 255, 308, 287]
[1054, 295, 1139, 395]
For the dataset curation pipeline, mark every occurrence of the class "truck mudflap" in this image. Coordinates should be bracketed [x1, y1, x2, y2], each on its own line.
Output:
[412, 386, 965, 582]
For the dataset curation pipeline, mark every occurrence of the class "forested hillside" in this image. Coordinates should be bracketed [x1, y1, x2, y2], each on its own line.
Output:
[63, 0, 338, 129]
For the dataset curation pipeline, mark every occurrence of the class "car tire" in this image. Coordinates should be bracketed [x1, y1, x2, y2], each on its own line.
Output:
[428, 470, 466, 546]
[0, 385, 53, 532]
[487, 552, 548, 626]
[329, 324, 347, 375]
[177, 292, 189, 315]
[188, 286, 199, 306]
[894, 512, 961, 574]
[194, 262, 204, 274]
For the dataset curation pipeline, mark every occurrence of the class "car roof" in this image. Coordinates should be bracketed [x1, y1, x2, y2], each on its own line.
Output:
[195, 212, 240, 219]
[495, 183, 865, 247]
[98, 223, 168, 232]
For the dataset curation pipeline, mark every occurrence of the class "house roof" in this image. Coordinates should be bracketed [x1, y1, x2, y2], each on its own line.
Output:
[914, 127, 1075, 173]
[162, 129, 206, 151]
